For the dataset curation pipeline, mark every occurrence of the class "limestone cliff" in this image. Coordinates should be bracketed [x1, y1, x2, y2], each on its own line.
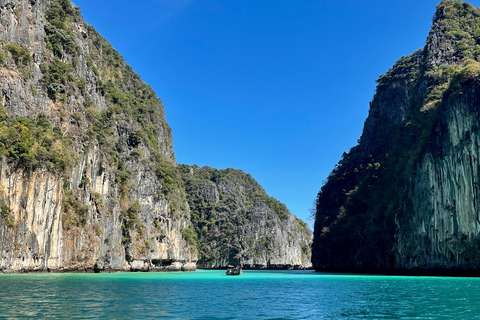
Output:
[0, 0, 196, 272]
[0, 0, 311, 273]
[179, 165, 312, 269]
[313, 0, 480, 274]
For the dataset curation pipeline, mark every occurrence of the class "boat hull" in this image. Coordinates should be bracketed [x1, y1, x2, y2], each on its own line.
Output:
[226, 270, 241, 276]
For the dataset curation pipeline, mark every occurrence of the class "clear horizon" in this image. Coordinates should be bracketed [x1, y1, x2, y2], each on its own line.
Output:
[72, 0, 480, 228]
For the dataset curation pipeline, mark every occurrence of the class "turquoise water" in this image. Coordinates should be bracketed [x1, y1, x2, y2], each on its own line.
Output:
[1, 270, 480, 319]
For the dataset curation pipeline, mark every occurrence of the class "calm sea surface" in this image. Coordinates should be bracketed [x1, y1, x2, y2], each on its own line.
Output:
[0, 270, 479, 319]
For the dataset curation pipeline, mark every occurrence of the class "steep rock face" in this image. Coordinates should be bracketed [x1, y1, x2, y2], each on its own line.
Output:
[0, 0, 196, 272]
[0, 159, 64, 270]
[397, 82, 480, 270]
[180, 166, 312, 269]
[313, 0, 480, 274]
[361, 49, 424, 155]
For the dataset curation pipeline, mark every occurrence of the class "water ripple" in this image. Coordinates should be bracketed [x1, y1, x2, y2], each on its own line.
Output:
[1, 271, 480, 319]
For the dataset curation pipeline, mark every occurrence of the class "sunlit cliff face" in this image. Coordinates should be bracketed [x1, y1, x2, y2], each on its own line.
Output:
[313, 0, 480, 274]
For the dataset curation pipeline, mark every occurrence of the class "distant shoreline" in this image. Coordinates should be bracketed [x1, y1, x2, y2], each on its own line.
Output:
[0, 266, 314, 274]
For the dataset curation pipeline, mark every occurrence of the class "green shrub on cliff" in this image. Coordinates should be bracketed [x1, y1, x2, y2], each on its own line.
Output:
[4, 44, 31, 67]
[45, 0, 74, 27]
[0, 199, 14, 227]
[121, 201, 146, 244]
[62, 190, 88, 229]
[44, 0, 78, 59]
[156, 160, 183, 195]
[40, 58, 75, 100]
[375, 53, 421, 90]
[452, 59, 480, 84]
[0, 110, 73, 173]
[124, 201, 141, 229]
[181, 226, 198, 251]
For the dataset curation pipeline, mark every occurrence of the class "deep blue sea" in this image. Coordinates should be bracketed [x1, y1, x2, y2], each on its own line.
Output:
[0, 270, 479, 319]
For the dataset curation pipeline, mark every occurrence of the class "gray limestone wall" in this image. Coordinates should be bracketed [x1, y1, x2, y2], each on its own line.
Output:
[0, 0, 196, 272]
[395, 85, 480, 271]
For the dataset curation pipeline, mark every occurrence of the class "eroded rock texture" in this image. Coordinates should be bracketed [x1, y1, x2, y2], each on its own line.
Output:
[0, 0, 311, 273]
[0, 0, 195, 272]
[313, 0, 480, 274]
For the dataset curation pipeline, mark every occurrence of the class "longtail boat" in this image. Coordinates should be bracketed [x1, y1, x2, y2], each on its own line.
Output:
[225, 264, 242, 276]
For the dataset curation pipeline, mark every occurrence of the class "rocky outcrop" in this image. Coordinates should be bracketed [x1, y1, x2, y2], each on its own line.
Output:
[0, 0, 196, 272]
[0, 158, 64, 271]
[396, 80, 480, 271]
[180, 165, 312, 269]
[0, 0, 311, 273]
[313, 0, 480, 274]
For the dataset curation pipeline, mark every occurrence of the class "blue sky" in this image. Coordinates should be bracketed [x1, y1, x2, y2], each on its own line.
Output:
[72, 0, 480, 228]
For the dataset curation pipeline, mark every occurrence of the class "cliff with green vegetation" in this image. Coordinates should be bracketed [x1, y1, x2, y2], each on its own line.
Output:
[313, 0, 480, 274]
[179, 165, 312, 269]
[0, 0, 311, 272]
[0, 0, 196, 272]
